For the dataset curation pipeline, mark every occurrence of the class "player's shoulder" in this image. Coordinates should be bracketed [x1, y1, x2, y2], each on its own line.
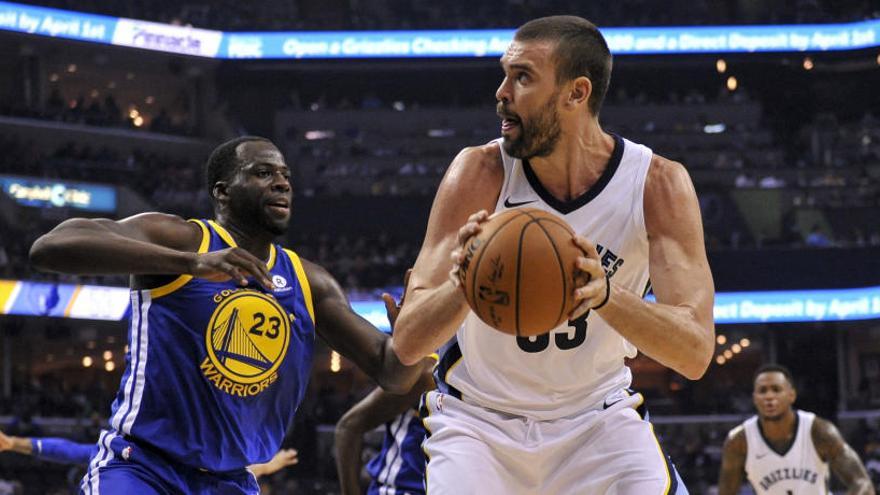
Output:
[643, 152, 698, 213]
[119, 211, 196, 230]
[809, 414, 847, 460]
[724, 423, 748, 453]
[118, 211, 202, 251]
[290, 255, 324, 281]
[456, 140, 502, 165]
[646, 153, 692, 188]
[809, 414, 842, 440]
[442, 141, 504, 189]
[290, 255, 338, 301]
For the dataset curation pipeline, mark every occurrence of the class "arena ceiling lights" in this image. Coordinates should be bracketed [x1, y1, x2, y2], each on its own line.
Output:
[0, 1, 878, 59]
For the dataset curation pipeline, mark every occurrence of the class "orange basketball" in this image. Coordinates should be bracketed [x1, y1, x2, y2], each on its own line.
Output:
[458, 207, 586, 337]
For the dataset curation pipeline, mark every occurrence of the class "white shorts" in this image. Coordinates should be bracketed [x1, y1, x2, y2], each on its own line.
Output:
[419, 390, 687, 495]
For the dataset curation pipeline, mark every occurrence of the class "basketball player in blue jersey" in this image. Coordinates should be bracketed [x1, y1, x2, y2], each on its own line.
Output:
[718, 364, 873, 495]
[28, 136, 421, 494]
[394, 16, 715, 494]
[335, 356, 436, 495]
[0, 429, 299, 478]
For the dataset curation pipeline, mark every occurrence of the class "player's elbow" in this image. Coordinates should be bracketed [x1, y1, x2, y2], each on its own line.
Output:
[29, 235, 59, 272]
[680, 341, 713, 380]
[29, 218, 92, 271]
[681, 362, 709, 381]
[334, 414, 361, 438]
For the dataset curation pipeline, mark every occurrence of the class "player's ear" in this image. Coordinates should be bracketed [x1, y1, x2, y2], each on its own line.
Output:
[213, 182, 229, 201]
[568, 76, 592, 107]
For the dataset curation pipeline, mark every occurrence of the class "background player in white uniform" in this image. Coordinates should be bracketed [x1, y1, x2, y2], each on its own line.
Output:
[393, 15, 715, 494]
[718, 364, 874, 495]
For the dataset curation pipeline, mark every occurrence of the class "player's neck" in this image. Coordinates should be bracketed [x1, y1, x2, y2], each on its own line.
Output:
[527, 121, 613, 202]
[759, 408, 797, 440]
[213, 214, 274, 262]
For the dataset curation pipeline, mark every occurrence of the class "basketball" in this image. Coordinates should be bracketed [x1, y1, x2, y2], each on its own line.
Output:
[458, 207, 586, 337]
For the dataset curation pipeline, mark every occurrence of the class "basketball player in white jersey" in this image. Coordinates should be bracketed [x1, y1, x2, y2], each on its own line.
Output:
[392, 16, 715, 494]
[718, 364, 874, 495]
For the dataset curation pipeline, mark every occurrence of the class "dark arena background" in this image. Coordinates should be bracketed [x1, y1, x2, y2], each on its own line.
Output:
[0, 1, 879, 493]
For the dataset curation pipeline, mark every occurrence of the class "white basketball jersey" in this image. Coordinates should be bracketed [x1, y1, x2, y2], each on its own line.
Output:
[435, 134, 653, 420]
[743, 410, 830, 495]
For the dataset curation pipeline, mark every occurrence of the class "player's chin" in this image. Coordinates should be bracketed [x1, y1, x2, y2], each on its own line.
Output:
[501, 136, 527, 159]
[265, 217, 290, 236]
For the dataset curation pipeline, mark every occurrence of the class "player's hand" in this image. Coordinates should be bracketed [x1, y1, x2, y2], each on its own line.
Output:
[249, 448, 299, 478]
[266, 448, 299, 473]
[383, 269, 412, 329]
[0, 430, 13, 451]
[449, 210, 490, 288]
[188, 247, 274, 290]
[570, 236, 609, 319]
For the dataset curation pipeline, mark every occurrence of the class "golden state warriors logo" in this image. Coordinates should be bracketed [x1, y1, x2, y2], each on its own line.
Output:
[200, 288, 292, 397]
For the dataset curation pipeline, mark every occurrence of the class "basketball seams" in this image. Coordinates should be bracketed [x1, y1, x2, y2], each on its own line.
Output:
[514, 220, 532, 338]
[466, 207, 579, 336]
[468, 210, 529, 327]
[529, 217, 570, 329]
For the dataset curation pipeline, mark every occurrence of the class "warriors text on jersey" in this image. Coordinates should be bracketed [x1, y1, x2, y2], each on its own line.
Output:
[104, 220, 315, 471]
[436, 135, 652, 420]
[743, 410, 830, 495]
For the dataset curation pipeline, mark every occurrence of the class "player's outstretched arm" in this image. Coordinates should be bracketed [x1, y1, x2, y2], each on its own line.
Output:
[30, 437, 95, 465]
[304, 262, 420, 393]
[29, 213, 273, 288]
[572, 157, 715, 379]
[248, 448, 299, 478]
[717, 426, 747, 495]
[335, 358, 435, 495]
[393, 144, 503, 365]
[0, 430, 33, 455]
[812, 417, 876, 495]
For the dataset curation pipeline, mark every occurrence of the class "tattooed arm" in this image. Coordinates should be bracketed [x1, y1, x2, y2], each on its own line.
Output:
[812, 417, 875, 495]
[718, 425, 748, 495]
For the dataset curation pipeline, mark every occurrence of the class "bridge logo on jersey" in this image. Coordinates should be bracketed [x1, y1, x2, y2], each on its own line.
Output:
[200, 288, 291, 397]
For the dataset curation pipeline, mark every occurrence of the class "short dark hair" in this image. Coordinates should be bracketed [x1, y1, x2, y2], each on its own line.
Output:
[204, 136, 270, 200]
[514, 16, 612, 116]
[754, 363, 795, 387]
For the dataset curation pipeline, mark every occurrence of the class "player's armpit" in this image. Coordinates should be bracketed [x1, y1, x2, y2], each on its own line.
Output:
[717, 425, 747, 495]
[812, 418, 875, 494]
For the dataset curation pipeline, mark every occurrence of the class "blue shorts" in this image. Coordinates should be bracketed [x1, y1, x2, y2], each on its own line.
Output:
[79, 430, 259, 495]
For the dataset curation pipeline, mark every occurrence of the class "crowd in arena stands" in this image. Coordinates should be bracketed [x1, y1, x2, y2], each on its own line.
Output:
[1, 88, 879, 284]
[13, 0, 880, 31]
[0, 87, 195, 137]
[290, 231, 420, 291]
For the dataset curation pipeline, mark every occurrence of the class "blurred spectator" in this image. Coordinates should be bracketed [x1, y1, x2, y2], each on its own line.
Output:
[805, 224, 833, 247]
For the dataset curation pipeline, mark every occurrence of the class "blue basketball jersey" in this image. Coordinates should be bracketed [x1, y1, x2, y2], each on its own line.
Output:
[366, 408, 428, 495]
[107, 219, 315, 471]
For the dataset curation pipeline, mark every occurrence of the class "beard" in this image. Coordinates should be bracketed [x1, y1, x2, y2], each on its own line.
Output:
[499, 90, 563, 160]
[228, 192, 289, 237]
